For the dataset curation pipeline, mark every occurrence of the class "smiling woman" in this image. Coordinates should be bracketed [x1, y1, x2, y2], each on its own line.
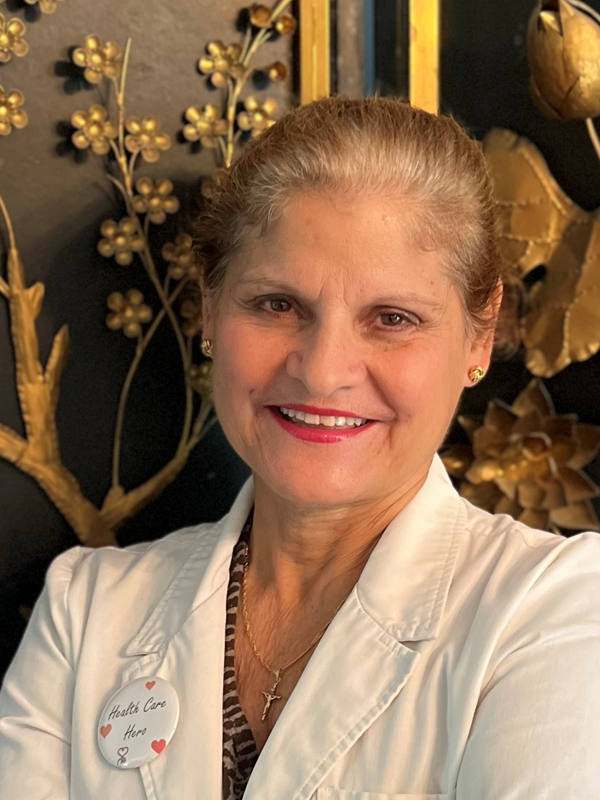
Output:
[1, 97, 599, 801]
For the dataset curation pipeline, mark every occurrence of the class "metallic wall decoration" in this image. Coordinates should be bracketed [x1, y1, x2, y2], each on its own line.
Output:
[528, 0, 600, 121]
[0, 4, 296, 547]
[409, 0, 440, 113]
[442, 379, 600, 533]
[186, 0, 295, 179]
[483, 127, 600, 378]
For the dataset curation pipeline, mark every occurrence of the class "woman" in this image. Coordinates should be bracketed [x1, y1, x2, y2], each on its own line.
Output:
[0, 97, 599, 801]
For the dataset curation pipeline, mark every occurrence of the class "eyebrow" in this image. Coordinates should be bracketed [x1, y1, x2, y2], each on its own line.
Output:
[236, 276, 445, 310]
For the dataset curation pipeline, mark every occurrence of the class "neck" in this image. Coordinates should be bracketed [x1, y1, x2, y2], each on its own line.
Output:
[248, 467, 430, 611]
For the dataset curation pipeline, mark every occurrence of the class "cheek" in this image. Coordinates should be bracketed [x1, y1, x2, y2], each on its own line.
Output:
[213, 321, 283, 406]
[380, 337, 467, 418]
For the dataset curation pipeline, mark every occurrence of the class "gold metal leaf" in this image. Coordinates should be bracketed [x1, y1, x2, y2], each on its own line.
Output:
[483, 128, 600, 377]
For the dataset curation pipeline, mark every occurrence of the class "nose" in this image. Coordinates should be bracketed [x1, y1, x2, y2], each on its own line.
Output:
[285, 317, 367, 397]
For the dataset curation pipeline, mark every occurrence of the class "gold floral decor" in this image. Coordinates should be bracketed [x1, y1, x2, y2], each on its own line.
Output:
[0, 2, 296, 546]
[442, 380, 600, 532]
[447, 0, 600, 533]
[483, 0, 600, 378]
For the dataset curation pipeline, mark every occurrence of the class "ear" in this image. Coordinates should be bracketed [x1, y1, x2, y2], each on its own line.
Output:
[464, 281, 504, 387]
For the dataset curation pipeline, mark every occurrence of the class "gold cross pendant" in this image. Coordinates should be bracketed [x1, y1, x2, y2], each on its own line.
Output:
[261, 669, 283, 721]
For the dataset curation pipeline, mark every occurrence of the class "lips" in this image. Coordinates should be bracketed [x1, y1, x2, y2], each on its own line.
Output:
[268, 406, 377, 443]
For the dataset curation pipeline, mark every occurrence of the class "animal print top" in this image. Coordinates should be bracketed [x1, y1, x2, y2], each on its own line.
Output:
[222, 511, 259, 800]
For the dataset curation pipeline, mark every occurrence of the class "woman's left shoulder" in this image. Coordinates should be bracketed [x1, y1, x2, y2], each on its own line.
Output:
[459, 496, 600, 593]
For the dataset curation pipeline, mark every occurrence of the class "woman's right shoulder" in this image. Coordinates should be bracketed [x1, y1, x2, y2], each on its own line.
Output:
[44, 522, 223, 648]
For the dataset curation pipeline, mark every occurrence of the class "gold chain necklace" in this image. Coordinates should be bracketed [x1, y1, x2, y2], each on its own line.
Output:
[241, 543, 347, 721]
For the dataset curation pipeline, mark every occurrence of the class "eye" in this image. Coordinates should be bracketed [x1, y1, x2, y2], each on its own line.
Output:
[379, 311, 419, 328]
[258, 297, 294, 314]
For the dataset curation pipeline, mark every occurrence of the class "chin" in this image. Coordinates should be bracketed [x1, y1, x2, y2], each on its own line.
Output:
[255, 461, 371, 509]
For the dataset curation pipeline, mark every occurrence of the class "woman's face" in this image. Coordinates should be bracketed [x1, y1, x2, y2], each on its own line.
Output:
[202, 192, 497, 509]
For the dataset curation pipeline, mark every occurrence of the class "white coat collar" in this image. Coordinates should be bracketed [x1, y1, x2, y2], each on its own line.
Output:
[125, 453, 465, 656]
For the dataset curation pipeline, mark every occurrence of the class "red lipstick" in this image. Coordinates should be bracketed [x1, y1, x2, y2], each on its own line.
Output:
[268, 407, 377, 443]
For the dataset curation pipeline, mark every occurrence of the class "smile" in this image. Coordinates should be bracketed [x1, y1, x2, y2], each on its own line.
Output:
[268, 406, 377, 443]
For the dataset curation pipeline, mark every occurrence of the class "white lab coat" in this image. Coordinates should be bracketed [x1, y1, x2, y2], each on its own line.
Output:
[0, 454, 599, 800]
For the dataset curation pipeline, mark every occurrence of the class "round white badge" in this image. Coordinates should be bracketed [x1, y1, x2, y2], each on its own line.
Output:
[97, 677, 179, 769]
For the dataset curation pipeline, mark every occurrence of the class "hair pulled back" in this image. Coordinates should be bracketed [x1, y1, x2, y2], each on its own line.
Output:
[194, 95, 503, 338]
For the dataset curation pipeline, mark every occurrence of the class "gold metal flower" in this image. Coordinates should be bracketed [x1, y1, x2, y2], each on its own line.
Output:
[0, 14, 28, 63]
[71, 105, 117, 156]
[528, 0, 600, 120]
[23, 0, 65, 14]
[201, 167, 229, 199]
[106, 289, 153, 338]
[183, 104, 227, 148]
[72, 35, 122, 84]
[162, 233, 201, 281]
[198, 41, 245, 88]
[132, 178, 180, 225]
[275, 13, 297, 35]
[267, 61, 287, 82]
[179, 297, 203, 337]
[124, 116, 171, 163]
[0, 86, 27, 136]
[237, 95, 277, 137]
[188, 362, 213, 400]
[249, 4, 272, 28]
[442, 379, 600, 532]
[97, 217, 145, 266]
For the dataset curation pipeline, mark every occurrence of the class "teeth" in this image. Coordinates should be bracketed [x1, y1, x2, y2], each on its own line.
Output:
[279, 408, 368, 427]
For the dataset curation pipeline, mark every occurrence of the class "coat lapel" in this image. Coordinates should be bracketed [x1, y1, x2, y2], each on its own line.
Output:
[119, 477, 256, 801]
[244, 455, 466, 800]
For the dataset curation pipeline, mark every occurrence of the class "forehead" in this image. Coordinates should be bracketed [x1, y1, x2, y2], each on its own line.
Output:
[226, 192, 450, 298]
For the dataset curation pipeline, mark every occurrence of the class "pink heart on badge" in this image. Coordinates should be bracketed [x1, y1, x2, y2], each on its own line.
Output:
[100, 724, 112, 739]
[145, 681, 156, 691]
[151, 739, 166, 754]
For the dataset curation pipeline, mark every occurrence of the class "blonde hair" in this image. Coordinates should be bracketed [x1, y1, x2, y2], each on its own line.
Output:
[195, 95, 502, 338]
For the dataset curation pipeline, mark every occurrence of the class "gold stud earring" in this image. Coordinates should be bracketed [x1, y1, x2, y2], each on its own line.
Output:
[468, 366, 485, 384]
[201, 339, 213, 358]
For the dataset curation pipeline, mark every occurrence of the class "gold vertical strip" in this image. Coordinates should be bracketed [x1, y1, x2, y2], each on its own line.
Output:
[300, 0, 331, 104]
[409, 0, 440, 113]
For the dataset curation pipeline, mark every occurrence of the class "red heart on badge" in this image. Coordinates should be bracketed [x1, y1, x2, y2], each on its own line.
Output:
[151, 739, 166, 754]
[145, 681, 155, 691]
[100, 724, 112, 739]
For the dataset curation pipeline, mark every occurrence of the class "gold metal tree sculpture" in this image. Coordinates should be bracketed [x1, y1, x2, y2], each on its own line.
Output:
[0, 4, 295, 547]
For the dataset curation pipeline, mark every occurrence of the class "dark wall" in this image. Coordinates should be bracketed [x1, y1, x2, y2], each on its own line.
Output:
[0, 0, 292, 676]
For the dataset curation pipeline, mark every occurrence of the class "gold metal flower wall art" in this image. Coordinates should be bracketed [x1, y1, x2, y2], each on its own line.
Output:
[0, 4, 296, 548]
[484, 0, 600, 378]
[0, 13, 28, 63]
[442, 380, 600, 533]
[0, 36, 216, 546]
[0, 86, 28, 135]
[183, 0, 295, 182]
[483, 127, 600, 378]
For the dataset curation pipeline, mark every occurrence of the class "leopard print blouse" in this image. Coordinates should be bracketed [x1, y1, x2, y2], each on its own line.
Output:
[222, 512, 259, 800]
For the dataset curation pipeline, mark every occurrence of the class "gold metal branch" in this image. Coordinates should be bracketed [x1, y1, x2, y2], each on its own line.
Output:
[0, 191, 115, 546]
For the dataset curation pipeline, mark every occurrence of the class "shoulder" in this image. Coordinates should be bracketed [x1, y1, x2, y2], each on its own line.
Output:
[43, 522, 223, 652]
[456, 495, 600, 615]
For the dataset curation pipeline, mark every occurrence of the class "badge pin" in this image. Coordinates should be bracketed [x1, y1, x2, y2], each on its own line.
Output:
[97, 677, 179, 770]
